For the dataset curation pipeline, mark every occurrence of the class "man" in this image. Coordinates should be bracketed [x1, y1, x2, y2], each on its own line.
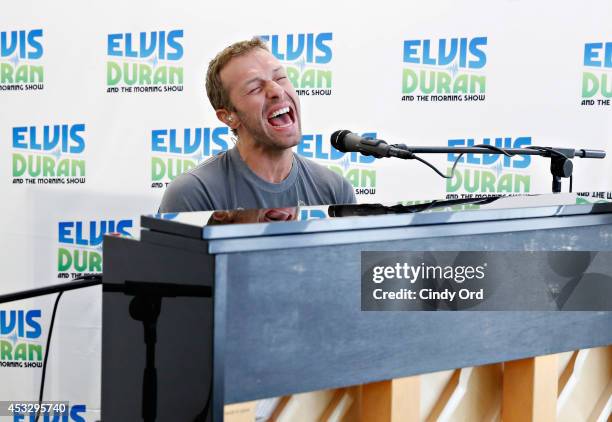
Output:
[158, 38, 356, 212]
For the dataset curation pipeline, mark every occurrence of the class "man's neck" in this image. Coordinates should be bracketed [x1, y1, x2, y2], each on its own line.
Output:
[235, 139, 294, 183]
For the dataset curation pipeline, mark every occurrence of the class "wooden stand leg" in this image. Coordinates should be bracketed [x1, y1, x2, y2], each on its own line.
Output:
[503, 355, 558, 422]
[361, 376, 420, 422]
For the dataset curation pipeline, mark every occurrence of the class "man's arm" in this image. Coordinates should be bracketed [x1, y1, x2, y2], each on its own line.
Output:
[341, 178, 357, 205]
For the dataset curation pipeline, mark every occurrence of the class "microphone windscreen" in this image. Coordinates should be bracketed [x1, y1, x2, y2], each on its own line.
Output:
[330, 130, 352, 152]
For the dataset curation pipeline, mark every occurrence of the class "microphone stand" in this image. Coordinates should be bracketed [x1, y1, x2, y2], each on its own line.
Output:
[0, 276, 102, 422]
[103, 281, 212, 422]
[0, 277, 102, 305]
[0, 278, 211, 422]
[391, 144, 605, 193]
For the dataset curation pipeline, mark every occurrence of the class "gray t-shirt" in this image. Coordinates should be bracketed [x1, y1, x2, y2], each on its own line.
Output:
[158, 147, 357, 212]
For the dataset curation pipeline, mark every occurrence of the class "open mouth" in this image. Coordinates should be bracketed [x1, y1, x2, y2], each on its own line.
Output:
[263, 208, 295, 221]
[266, 106, 295, 128]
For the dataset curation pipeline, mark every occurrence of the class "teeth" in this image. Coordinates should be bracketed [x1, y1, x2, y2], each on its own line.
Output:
[269, 107, 290, 118]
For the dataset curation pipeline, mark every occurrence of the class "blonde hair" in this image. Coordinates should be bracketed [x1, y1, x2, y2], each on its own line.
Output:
[205, 37, 269, 112]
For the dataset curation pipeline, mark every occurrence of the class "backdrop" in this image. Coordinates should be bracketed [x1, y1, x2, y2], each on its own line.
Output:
[2, 0, 611, 420]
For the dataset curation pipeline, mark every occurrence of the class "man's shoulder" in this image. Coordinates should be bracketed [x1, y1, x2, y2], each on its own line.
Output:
[294, 153, 346, 186]
[158, 151, 231, 212]
[294, 153, 357, 205]
[186, 150, 231, 183]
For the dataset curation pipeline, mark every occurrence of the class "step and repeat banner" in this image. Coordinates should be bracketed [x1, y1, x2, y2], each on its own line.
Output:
[2, 0, 611, 420]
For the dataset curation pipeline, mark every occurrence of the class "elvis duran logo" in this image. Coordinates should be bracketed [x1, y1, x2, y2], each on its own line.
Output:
[150, 127, 231, 188]
[258, 33, 333, 96]
[581, 42, 611, 106]
[401, 37, 487, 102]
[106, 30, 184, 93]
[296, 132, 377, 195]
[300, 208, 327, 220]
[0, 309, 42, 368]
[57, 219, 134, 279]
[399, 199, 482, 212]
[0, 29, 44, 91]
[11, 405, 87, 422]
[11, 124, 86, 185]
[445, 137, 532, 196]
[576, 191, 612, 204]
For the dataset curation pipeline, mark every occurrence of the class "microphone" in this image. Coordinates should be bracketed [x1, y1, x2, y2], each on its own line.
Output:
[328, 204, 392, 217]
[330, 130, 414, 159]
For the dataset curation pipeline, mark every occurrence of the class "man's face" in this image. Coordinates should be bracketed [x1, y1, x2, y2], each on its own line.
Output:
[219, 48, 301, 150]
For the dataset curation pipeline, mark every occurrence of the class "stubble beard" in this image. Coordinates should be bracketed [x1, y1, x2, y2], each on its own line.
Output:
[235, 109, 301, 152]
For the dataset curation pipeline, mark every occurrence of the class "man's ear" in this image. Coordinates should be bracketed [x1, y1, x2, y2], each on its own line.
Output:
[216, 109, 239, 130]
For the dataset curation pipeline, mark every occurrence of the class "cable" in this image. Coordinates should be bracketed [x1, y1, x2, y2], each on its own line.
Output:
[27, 274, 101, 422]
[413, 155, 451, 178]
[35, 290, 63, 422]
[396, 144, 515, 180]
[395, 144, 579, 192]
[526, 145, 570, 159]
